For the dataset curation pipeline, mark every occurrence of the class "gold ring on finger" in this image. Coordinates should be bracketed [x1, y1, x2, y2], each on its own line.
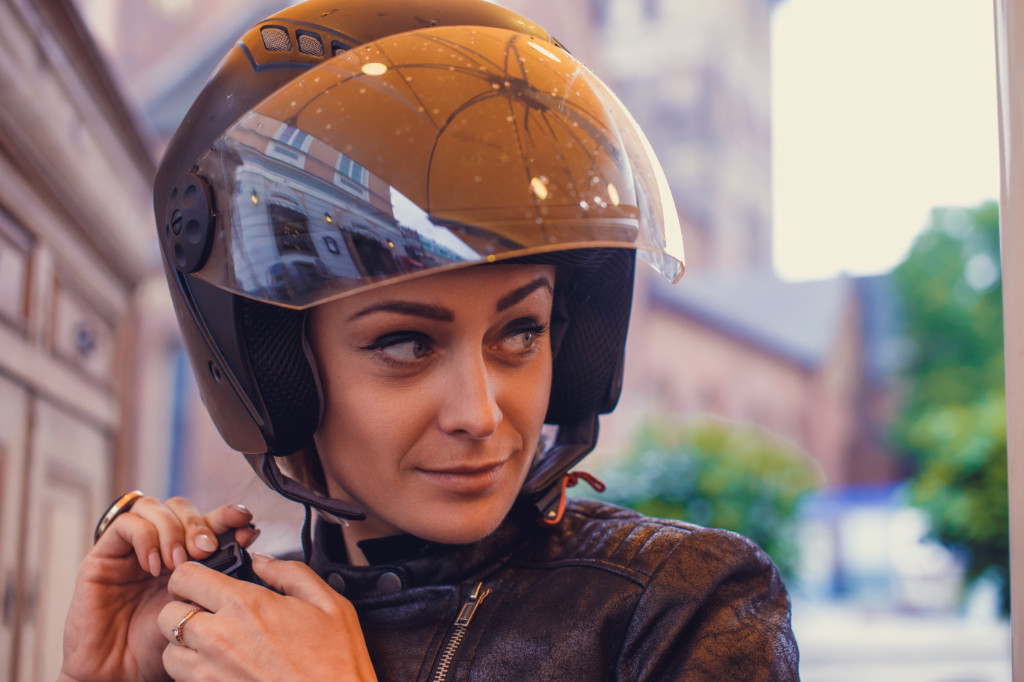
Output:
[172, 605, 204, 647]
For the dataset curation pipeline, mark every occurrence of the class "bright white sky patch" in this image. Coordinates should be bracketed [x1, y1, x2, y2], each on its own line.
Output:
[771, 0, 1000, 281]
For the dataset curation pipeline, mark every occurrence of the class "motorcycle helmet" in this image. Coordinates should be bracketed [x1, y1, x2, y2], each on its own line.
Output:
[154, 0, 685, 523]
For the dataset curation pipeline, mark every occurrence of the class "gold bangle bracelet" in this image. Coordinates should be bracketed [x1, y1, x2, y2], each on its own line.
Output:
[93, 490, 144, 543]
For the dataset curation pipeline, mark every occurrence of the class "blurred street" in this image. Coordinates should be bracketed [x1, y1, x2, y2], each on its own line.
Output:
[794, 599, 1011, 682]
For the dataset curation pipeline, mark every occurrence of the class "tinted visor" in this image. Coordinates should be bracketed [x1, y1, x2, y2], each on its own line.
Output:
[190, 25, 684, 308]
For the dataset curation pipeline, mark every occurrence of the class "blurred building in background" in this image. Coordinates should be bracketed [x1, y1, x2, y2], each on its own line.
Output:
[0, 1, 155, 679]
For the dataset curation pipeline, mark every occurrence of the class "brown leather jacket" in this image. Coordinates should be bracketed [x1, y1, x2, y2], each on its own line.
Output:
[307, 499, 800, 681]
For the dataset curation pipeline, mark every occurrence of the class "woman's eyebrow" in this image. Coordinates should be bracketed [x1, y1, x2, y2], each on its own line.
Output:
[496, 276, 555, 312]
[348, 301, 454, 322]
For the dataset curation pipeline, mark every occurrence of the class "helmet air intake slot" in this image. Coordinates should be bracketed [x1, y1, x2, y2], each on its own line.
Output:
[260, 26, 293, 52]
[296, 31, 325, 57]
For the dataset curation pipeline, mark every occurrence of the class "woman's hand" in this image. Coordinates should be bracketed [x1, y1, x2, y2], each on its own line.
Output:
[59, 497, 259, 682]
[159, 556, 378, 681]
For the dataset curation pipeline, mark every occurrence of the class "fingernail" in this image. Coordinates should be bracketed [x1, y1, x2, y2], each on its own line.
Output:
[196, 533, 217, 552]
[250, 551, 274, 562]
[229, 504, 251, 515]
[247, 528, 262, 544]
[148, 550, 162, 578]
[172, 544, 188, 568]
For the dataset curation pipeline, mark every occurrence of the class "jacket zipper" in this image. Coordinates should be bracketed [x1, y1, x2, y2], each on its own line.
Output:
[429, 582, 492, 682]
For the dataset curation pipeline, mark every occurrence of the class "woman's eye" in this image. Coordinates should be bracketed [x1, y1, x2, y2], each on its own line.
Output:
[361, 333, 432, 364]
[498, 322, 548, 353]
[509, 330, 537, 350]
[382, 338, 430, 361]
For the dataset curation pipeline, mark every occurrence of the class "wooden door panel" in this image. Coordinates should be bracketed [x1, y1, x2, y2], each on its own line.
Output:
[17, 400, 110, 682]
[0, 376, 29, 682]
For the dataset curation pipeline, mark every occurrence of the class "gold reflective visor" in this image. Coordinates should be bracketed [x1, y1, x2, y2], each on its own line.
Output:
[191, 25, 684, 308]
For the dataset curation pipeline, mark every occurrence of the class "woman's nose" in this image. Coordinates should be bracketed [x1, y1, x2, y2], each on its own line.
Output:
[438, 352, 501, 438]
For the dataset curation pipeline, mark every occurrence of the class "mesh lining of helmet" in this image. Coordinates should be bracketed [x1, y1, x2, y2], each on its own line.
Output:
[239, 298, 319, 455]
[512, 248, 635, 423]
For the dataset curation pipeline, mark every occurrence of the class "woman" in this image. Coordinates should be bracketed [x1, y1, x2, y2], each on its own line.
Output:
[60, 1, 799, 679]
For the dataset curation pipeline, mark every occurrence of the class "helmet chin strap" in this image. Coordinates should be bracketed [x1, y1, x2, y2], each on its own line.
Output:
[250, 452, 367, 521]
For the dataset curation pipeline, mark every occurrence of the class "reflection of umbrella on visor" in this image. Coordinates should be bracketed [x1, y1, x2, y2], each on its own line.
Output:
[193, 25, 682, 307]
[272, 28, 641, 244]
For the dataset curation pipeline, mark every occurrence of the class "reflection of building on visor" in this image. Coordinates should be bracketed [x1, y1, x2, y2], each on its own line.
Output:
[191, 25, 682, 308]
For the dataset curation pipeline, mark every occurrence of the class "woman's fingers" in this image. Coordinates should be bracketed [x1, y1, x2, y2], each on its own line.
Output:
[233, 525, 260, 548]
[165, 496, 225, 560]
[202, 503, 258, 546]
[158, 600, 211, 650]
[249, 554, 345, 608]
[93, 511, 163, 578]
[167, 561, 250, 613]
[161, 636, 203, 681]
[95, 496, 257, 577]
[168, 556, 339, 614]
[124, 495, 192, 570]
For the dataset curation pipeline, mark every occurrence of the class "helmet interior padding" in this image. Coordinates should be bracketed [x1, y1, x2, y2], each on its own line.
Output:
[240, 298, 319, 456]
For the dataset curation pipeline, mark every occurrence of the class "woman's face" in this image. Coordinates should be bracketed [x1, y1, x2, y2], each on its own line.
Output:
[307, 264, 555, 545]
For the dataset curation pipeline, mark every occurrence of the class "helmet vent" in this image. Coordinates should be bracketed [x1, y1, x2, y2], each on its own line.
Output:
[297, 31, 325, 57]
[331, 40, 353, 56]
[261, 26, 293, 52]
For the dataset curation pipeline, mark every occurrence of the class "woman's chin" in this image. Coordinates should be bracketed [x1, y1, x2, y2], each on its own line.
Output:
[396, 511, 508, 546]
[432, 527, 498, 546]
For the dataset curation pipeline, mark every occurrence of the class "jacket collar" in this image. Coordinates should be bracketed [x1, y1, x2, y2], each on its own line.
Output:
[307, 502, 542, 598]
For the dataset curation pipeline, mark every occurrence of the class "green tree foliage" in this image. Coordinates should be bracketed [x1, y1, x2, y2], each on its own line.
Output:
[894, 201, 1004, 417]
[597, 418, 822, 579]
[892, 200, 1008, 609]
[903, 396, 1008, 596]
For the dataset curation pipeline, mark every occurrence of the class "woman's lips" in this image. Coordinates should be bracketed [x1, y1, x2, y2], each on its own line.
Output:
[417, 461, 505, 494]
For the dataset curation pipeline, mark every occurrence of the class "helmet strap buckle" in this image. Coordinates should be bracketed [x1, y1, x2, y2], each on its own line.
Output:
[537, 471, 606, 526]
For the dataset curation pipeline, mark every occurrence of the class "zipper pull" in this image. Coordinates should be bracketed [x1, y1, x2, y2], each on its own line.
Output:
[455, 582, 491, 626]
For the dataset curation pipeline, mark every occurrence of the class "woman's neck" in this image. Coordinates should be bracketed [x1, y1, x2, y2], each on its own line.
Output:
[343, 529, 371, 566]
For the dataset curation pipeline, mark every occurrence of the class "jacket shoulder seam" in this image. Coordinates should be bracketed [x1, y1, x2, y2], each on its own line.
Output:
[507, 556, 649, 586]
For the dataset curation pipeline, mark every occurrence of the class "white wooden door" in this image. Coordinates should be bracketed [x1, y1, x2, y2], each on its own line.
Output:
[0, 377, 29, 682]
[16, 401, 110, 682]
